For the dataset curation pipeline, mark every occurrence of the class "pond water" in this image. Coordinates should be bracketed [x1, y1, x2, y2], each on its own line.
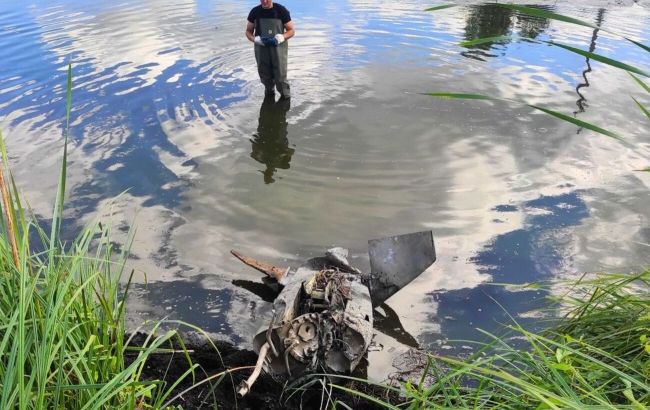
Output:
[1, 0, 649, 380]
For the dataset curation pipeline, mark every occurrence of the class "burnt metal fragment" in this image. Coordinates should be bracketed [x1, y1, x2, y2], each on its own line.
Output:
[368, 230, 436, 306]
[233, 231, 436, 396]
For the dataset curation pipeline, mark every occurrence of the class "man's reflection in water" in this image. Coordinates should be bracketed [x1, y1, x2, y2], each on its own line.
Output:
[250, 95, 294, 184]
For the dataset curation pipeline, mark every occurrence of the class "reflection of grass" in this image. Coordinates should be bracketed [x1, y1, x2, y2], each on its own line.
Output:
[339, 273, 650, 408]
[0, 65, 199, 409]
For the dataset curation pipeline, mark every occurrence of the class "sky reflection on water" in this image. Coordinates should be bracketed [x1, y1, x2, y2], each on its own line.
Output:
[1, 0, 649, 380]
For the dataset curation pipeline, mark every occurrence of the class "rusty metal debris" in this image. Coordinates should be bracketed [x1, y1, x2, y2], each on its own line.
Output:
[231, 250, 289, 282]
[233, 231, 436, 396]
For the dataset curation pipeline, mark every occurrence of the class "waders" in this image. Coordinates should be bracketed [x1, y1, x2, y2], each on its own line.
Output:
[254, 17, 290, 98]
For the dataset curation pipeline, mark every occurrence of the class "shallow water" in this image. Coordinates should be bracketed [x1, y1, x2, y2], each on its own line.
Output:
[1, 0, 649, 380]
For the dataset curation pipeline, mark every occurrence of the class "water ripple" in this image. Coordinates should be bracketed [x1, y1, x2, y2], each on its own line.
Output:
[0, 0, 649, 379]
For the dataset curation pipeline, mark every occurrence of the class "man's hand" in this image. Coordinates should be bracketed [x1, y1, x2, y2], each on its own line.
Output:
[254, 36, 265, 46]
[274, 34, 285, 44]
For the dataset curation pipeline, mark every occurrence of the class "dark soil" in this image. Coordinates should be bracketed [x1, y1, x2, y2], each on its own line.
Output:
[126, 332, 401, 409]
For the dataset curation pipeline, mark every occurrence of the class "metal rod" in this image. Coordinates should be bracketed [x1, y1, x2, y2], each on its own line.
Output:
[231, 250, 289, 281]
[237, 342, 270, 397]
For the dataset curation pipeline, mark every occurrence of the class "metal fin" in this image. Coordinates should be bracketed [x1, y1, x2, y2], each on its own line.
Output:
[367, 231, 436, 306]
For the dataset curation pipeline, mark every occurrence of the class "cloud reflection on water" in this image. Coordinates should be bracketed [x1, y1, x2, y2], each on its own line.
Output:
[0, 0, 649, 380]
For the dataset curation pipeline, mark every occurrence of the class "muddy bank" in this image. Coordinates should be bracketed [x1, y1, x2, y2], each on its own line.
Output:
[126, 332, 401, 409]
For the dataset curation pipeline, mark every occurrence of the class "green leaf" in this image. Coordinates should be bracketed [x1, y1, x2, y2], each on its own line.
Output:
[632, 97, 650, 120]
[330, 384, 400, 410]
[529, 104, 622, 140]
[635, 167, 650, 172]
[549, 41, 650, 78]
[50, 63, 72, 260]
[626, 38, 650, 54]
[424, 4, 456, 12]
[423, 92, 622, 140]
[622, 379, 646, 410]
[630, 73, 650, 93]
[549, 363, 573, 372]
[423, 92, 493, 100]
[460, 35, 519, 47]
[458, 35, 649, 80]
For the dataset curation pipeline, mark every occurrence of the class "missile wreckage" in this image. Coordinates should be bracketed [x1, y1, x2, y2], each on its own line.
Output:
[231, 231, 436, 396]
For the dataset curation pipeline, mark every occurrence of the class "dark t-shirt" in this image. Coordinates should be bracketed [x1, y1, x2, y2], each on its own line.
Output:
[247, 4, 291, 35]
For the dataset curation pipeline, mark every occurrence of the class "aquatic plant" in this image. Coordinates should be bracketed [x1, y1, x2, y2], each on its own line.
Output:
[0, 65, 198, 409]
[333, 272, 650, 409]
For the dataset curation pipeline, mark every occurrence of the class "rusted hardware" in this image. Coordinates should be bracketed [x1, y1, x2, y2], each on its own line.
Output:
[230, 250, 289, 282]
[232, 230, 436, 396]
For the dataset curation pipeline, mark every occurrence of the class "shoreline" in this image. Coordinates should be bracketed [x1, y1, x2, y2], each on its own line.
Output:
[127, 331, 401, 409]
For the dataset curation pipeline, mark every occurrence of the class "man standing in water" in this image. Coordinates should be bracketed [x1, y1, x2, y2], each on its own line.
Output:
[246, 0, 294, 99]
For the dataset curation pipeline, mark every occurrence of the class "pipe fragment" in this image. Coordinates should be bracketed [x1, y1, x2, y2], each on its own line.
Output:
[231, 250, 289, 282]
[237, 342, 270, 397]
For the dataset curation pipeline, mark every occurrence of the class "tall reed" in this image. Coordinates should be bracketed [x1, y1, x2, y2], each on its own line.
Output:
[334, 272, 650, 409]
[0, 65, 195, 409]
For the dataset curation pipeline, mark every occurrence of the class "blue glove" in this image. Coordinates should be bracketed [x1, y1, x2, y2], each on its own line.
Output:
[261, 36, 279, 47]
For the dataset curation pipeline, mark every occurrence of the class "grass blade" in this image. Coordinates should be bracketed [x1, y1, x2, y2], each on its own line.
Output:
[0, 132, 20, 267]
[460, 35, 650, 80]
[461, 35, 519, 47]
[626, 39, 650, 53]
[50, 63, 72, 259]
[632, 97, 650, 120]
[423, 92, 622, 139]
[424, 4, 456, 12]
[330, 384, 400, 410]
[528, 104, 622, 140]
[423, 92, 494, 100]
[549, 41, 650, 78]
[630, 73, 650, 93]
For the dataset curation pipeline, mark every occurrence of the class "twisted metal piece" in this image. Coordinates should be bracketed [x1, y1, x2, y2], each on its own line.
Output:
[237, 342, 270, 397]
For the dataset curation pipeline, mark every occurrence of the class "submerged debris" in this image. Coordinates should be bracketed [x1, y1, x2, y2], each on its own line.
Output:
[232, 231, 436, 396]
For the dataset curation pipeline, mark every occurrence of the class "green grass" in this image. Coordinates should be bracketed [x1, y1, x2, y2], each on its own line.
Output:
[421, 92, 623, 140]
[3, 5, 649, 409]
[337, 272, 650, 409]
[0, 65, 198, 409]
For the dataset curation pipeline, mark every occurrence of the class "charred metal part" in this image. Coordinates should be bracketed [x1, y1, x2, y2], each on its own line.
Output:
[266, 309, 279, 357]
[367, 231, 436, 306]
[232, 230, 436, 396]
[250, 266, 372, 385]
